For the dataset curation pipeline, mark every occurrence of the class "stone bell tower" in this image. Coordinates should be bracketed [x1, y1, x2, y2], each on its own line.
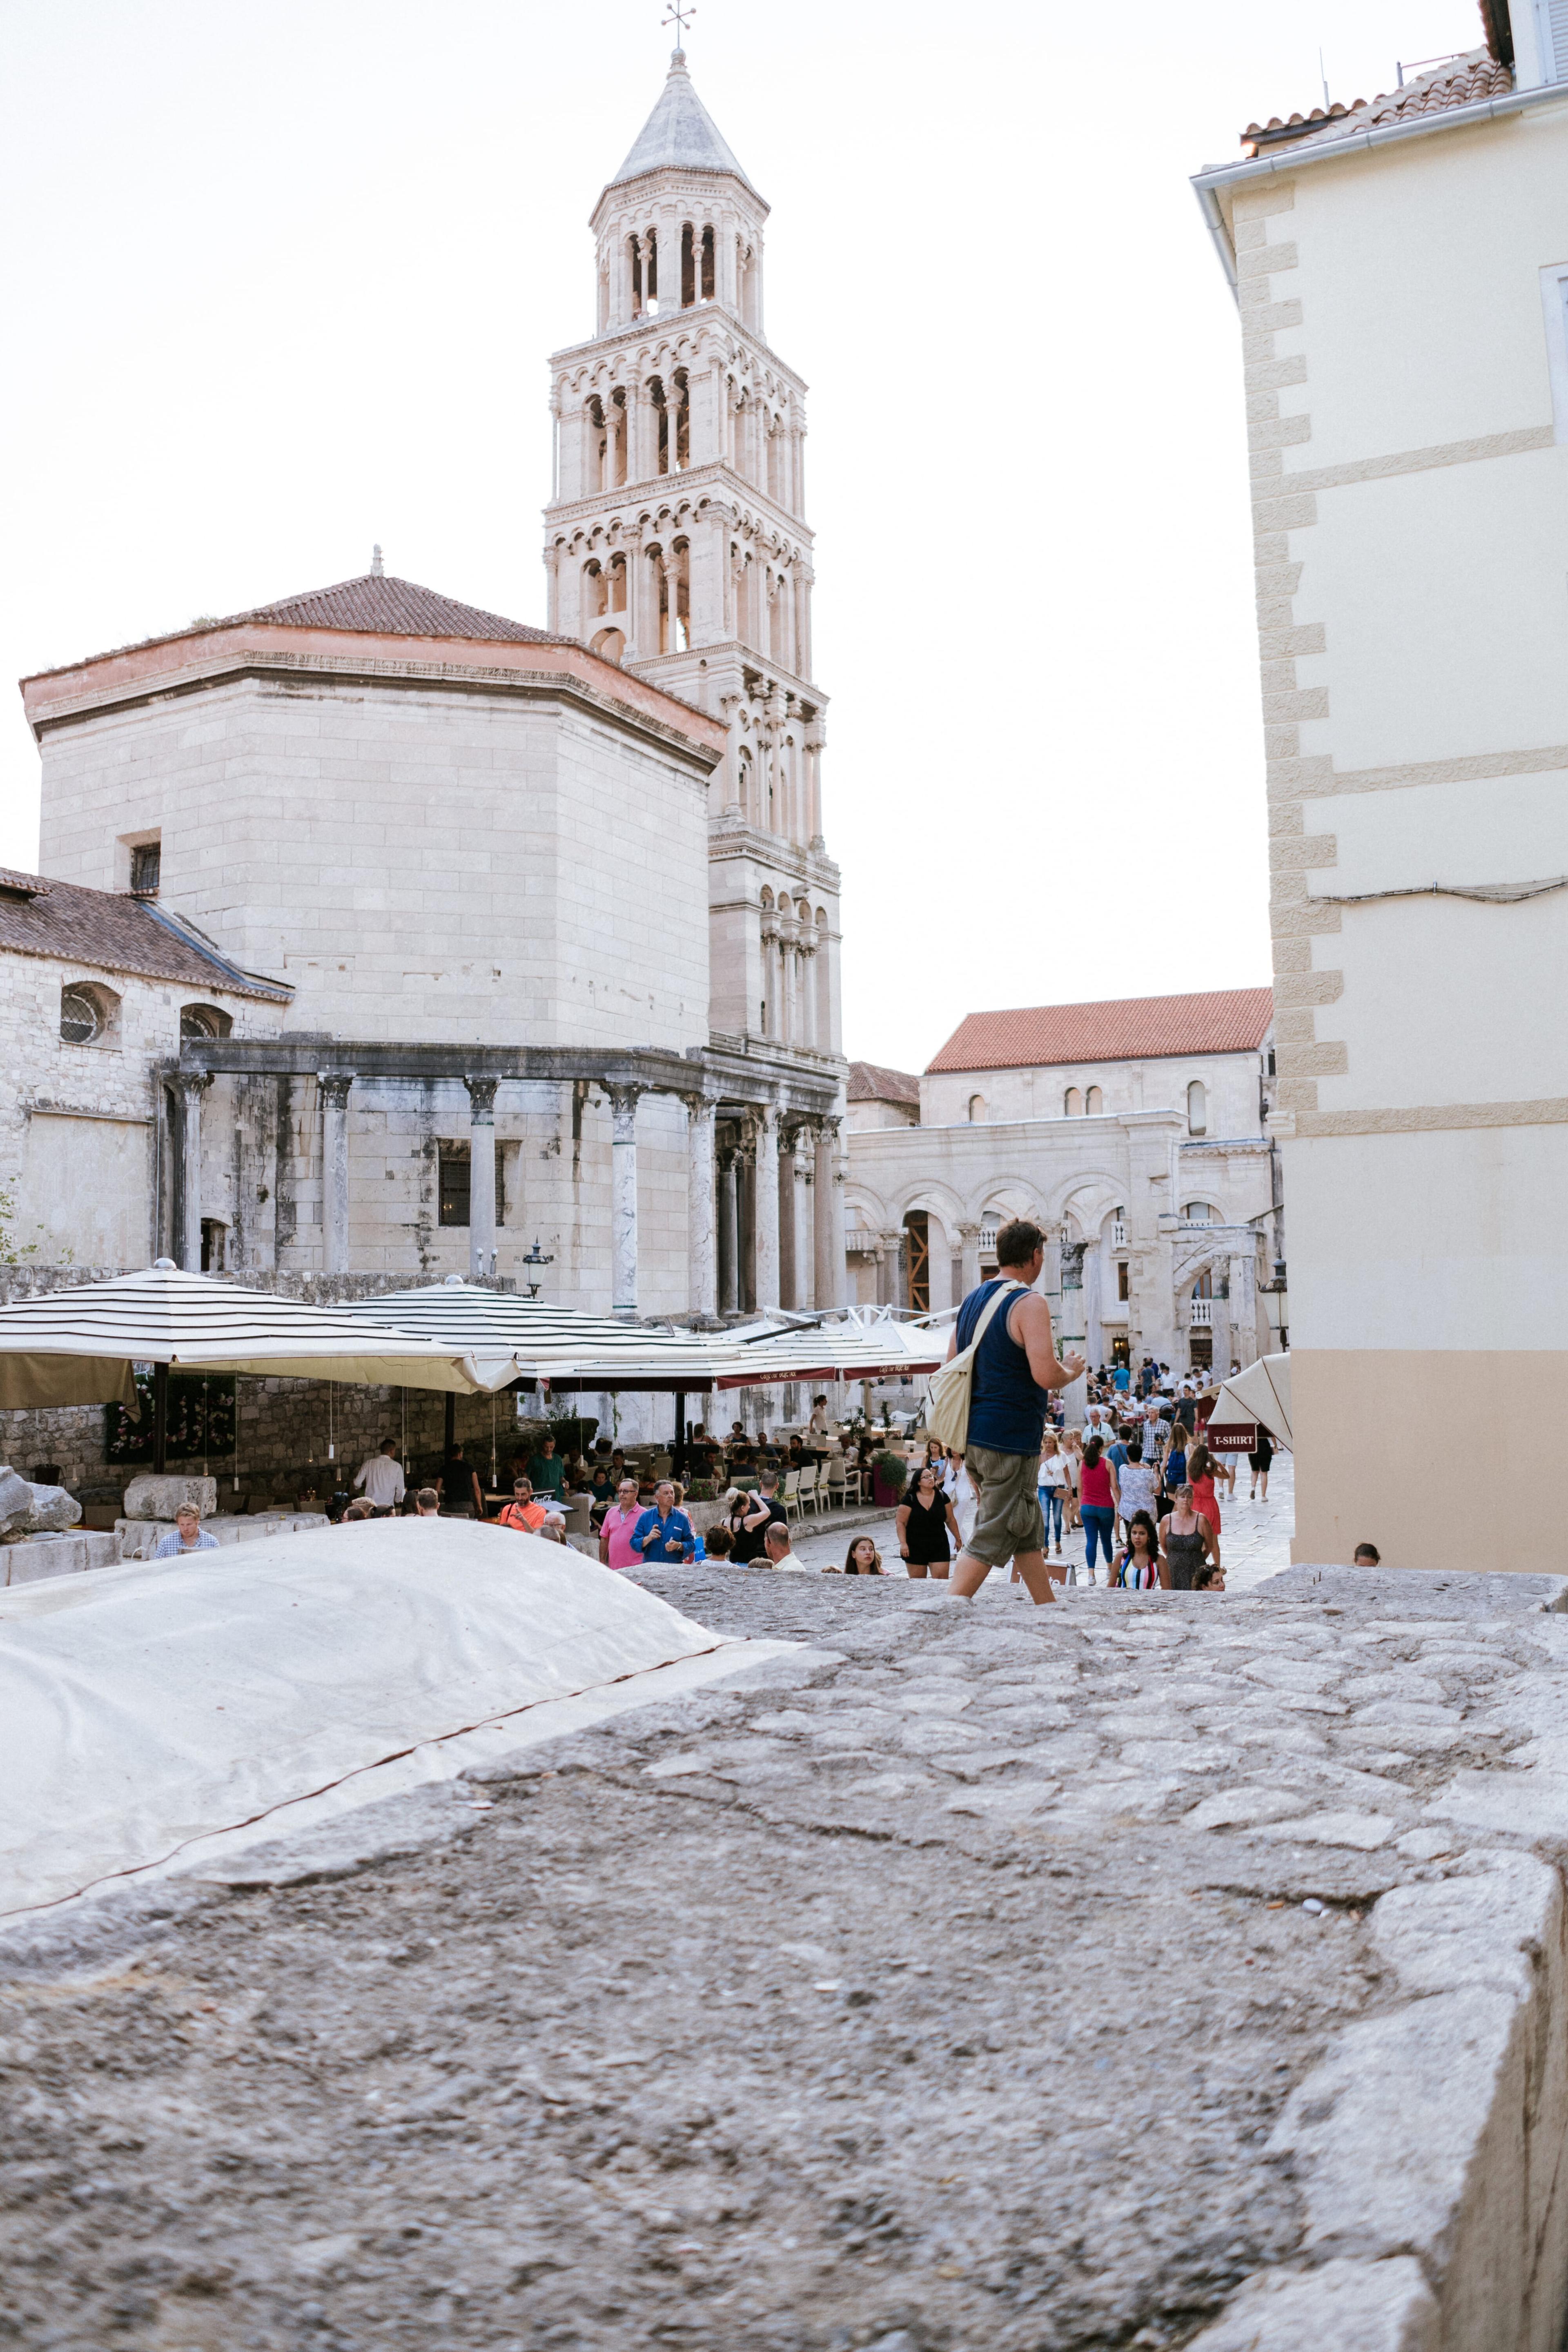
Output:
[543, 46, 844, 1071]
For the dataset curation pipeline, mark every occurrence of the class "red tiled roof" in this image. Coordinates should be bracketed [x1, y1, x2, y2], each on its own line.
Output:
[231, 572, 554, 643]
[927, 990, 1274, 1075]
[0, 869, 290, 1001]
[23, 572, 557, 684]
[847, 1059, 921, 1106]
[1242, 45, 1512, 154]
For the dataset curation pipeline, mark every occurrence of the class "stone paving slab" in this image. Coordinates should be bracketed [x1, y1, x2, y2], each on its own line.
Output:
[4, 1555, 1568, 2350]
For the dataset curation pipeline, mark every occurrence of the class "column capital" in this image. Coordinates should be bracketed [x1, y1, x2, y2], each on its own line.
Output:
[463, 1076, 499, 1117]
[680, 1090, 717, 1121]
[179, 1071, 214, 1100]
[316, 1071, 355, 1111]
[609, 1080, 645, 1112]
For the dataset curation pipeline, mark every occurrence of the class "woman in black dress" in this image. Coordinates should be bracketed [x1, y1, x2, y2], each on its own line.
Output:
[896, 1463, 963, 1581]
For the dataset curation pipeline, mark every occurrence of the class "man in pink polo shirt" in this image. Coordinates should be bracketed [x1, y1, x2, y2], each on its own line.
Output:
[598, 1477, 645, 1571]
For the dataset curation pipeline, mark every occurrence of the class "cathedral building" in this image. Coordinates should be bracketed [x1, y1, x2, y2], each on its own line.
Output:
[4, 49, 847, 1325]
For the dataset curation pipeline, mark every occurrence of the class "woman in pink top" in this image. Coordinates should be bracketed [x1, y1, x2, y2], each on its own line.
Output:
[598, 1478, 645, 1571]
[1078, 1436, 1119, 1586]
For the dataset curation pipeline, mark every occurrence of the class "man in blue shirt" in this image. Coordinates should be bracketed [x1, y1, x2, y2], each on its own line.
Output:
[152, 1504, 220, 1559]
[630, 1480, 696, 1565]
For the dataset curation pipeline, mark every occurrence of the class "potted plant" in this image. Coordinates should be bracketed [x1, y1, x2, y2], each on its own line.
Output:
[871, 1450, 906, 1508]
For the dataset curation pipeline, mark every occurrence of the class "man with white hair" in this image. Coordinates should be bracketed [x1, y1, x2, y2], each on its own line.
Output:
[153, 1504, 219, 1559]
[763, 1521, 811, 1574]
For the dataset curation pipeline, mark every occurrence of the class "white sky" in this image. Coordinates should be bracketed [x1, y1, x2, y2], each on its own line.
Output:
[0, 0, 1481, 1072]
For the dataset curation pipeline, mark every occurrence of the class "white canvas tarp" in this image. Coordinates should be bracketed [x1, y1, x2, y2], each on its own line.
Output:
[0, 1519, 742, 1918]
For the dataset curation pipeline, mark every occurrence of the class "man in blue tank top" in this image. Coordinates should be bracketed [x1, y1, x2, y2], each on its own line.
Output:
[945, 1218, 1086, 1606]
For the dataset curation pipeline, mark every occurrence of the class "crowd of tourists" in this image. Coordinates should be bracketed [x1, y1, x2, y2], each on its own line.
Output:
[158, 1224, 1286, 1597]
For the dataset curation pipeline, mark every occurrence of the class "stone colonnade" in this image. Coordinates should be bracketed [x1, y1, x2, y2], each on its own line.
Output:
[714, 1107, 844, 1316]
[172, 1057, 846, 1319]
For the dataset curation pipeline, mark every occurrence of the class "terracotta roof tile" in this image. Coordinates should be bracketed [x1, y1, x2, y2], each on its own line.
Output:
[0, 869, 290, 1002]
[926, 989, 1274, 1075]
[1242, 46, 1512, 154]
[232, 572, 554, 643]
[847, 1059, 921, 1106]
[24, 572, 557, 684]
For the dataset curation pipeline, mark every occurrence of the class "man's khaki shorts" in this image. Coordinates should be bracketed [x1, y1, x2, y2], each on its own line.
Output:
[964, 1442, 1046, 1568]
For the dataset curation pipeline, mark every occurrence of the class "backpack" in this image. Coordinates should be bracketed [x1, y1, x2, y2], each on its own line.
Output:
[924, 1281, 1021, 1454]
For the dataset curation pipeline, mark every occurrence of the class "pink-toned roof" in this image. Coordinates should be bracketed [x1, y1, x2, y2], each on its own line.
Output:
[24, 572, 552, 684]
[847, 1059, 920, 1106]
[927, 989, 1274, 1075]
[1242, 44, 1511, 155]
[232, 572, 554, 643]
[19, 573, 730, 760]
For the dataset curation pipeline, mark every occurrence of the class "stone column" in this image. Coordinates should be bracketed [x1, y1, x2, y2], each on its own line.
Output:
[317, 1072, 354, 1276]
[465, 1076, 499, 1281]
[797, 943, 816, 1049]
[610, 1084, 641, 1317]
[805, 721, 824, 847]
[736, 1134, 756, 1313]
[1229, 1250, 1259, 1368]
[751, 1105, 780, 1312]
[1084, 1245, 1105, 1373]
[779, 920, 797, 1041]
[777, 1124, 797, 1310]
[717, 1144, 738, 1314]
[811, 1122, 833, 1310]
[685, 1095, 717, 1316]
[178, 1073, 212, 1271]
[958, 1221, 982, 1299]
[669, 375, 686, 473]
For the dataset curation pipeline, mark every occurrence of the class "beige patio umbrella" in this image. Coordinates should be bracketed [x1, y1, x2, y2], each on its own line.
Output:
[1208, 1352, 1292, 1450]
[0, 1264, 522, 1416]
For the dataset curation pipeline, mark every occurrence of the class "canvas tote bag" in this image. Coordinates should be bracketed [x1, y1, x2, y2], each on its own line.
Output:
[924, 1281, 1021, 1454]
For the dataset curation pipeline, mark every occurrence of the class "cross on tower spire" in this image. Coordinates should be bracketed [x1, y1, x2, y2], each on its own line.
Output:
[661, 0, 695, 49]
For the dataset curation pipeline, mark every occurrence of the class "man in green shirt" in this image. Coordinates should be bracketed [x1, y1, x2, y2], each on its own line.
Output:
[528, 1433, 566, 1499]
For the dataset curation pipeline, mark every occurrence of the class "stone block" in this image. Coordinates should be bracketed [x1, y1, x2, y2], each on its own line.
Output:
[122, 1474, 218, 1522]
[1187, 2258, 1437, 2351]
[1, 1531, 121, 1586]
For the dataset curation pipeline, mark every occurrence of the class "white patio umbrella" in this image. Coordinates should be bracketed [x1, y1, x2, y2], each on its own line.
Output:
[0, 1265, 522, 1412]
[340, 1281, 746, 1392]
[709, 1316, 946, 1390]
[1208, 1352, 1292, 1450]
[342, 1283, 946, 1394]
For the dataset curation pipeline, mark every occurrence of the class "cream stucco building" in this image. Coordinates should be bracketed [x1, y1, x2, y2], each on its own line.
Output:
[1194, 6, 1568, 1568]
[845, 990, 1282, 1381]
[7, 49, 846, 1327]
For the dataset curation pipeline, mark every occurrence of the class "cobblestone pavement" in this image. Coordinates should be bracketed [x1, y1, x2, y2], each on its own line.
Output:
[788, 1453, 1297, 1595]
[5, 1548, 1566, 2350]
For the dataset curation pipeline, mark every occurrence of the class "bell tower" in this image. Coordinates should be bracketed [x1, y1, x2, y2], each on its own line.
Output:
[543, 46, 842, 1065]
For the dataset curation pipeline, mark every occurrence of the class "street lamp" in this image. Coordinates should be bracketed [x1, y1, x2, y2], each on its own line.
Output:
[521, 1237, 554, 1300]
[1260, 1260, 1289, 1352]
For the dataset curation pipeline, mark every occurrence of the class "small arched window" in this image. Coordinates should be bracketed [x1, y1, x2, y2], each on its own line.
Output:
[1192, 1268, 1213, 1299]
[1187, 1080, 1207, 1136]
[967, 1095, 987, 1124]
[60, 985, 104, 1045]
[1085, 1085, 1104, 1116]
[589, 627, 626, 664]
[1182, 1201, 1218, 1224]
[1064, 1087, 1083, 1117]
[180, 1003, 232, 1041]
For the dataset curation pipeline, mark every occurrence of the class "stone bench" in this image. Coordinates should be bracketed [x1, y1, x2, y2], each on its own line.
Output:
[0, 1530, 123, 1587]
